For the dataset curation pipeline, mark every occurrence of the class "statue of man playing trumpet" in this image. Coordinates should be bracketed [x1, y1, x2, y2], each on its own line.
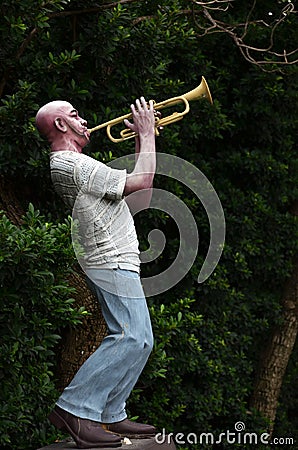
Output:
[35, 97, 157, 449]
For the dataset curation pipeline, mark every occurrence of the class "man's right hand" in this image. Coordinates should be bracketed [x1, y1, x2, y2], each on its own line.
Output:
[124, 97, 155, 139]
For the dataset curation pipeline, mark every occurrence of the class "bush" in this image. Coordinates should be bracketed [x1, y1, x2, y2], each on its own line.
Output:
[0, 205, 87, 449]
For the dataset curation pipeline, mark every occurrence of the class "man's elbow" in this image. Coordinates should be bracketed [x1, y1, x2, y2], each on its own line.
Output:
[124, 173, 154, 195]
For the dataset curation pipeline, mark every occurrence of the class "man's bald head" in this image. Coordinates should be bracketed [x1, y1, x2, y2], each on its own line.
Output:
[35, 100, 73, 139]
[35, 100, 89, 152]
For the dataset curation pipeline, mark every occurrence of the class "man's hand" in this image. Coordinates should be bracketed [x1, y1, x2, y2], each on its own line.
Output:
[124, 97, 155, 139]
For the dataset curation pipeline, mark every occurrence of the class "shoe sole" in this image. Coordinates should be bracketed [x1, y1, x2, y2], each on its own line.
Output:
[103, 427, 155, 439]
[102, 426, 156, 440]
[115, 434, 155, 439]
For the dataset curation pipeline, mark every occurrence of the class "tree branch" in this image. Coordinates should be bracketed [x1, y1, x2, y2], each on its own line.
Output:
[191, 0, 298, 71]
[47, 0, 139, 19]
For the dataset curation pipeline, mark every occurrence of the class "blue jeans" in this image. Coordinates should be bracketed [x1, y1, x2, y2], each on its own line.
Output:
[56, 269, 153, 423]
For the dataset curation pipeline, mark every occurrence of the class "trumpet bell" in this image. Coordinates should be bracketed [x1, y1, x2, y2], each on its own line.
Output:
[183, 76, 213, 105]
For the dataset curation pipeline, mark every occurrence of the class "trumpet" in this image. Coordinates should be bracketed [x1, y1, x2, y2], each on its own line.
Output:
[88, 76, 212, 143]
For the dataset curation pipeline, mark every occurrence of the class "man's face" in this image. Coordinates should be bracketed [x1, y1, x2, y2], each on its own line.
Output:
[59, 102, 90, 145]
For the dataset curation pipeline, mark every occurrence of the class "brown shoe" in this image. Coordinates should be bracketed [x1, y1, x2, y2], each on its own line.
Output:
[103, 418, 156, 438]
[49, 405, 122, 448]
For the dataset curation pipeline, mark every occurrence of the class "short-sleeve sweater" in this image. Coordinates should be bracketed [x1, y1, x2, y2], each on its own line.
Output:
[50, 150, 140, 272]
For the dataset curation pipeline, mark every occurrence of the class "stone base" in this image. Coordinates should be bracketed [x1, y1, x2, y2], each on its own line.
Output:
[37, 436, 176, 450]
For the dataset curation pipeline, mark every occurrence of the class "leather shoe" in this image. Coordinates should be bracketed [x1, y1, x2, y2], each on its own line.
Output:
[49, 405, 122, 448]
[103, 418, 156, 438]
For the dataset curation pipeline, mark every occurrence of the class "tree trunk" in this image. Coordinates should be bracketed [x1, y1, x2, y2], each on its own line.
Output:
[0, 175, 25, 225]
[55, 269, 107, 391]
[250, 260, 298, 431]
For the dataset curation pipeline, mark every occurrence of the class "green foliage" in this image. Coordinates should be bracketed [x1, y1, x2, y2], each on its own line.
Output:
[0, 1, 297, 449]
[0, 205, 87, 449]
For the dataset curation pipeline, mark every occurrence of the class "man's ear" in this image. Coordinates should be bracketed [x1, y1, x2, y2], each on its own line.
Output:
[54, 117, 67, 132]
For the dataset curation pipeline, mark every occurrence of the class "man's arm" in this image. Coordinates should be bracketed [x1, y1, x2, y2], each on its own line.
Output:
[123, 97, 156, 196]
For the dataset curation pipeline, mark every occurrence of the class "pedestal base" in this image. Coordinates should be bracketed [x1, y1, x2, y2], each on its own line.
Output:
[37, 436, 176, 450]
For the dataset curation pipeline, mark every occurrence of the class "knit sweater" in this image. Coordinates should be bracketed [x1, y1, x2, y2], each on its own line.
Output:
[50, 150, 140, 272]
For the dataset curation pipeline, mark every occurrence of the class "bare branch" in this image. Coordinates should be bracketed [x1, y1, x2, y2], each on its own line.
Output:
[192, 0, 234, 12]
[191, 0, 298, 71]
